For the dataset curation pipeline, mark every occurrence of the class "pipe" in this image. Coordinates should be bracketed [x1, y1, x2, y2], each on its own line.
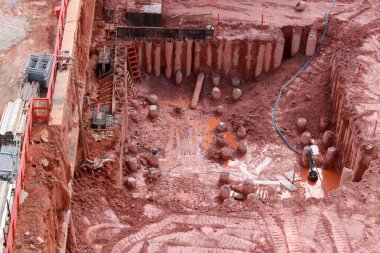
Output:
[55, 54, 94, 163]
[190, 72, 205, 109]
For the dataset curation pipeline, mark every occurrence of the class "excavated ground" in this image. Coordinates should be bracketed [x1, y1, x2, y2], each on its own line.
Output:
[69, 1, 380, 253]
[11, 0, 380, 252]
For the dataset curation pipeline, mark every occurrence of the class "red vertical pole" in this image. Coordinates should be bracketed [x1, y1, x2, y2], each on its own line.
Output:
[355, 63, 362, 82]
[261, 14, 264, 33]
[374, 121, 378, 135]
[217, 13, 220, 36]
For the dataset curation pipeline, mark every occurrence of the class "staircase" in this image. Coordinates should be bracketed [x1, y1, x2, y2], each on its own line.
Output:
[126, 44, 141, 81]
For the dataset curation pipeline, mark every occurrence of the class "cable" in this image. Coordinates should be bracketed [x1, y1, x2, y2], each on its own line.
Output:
[271, 0, 337, 155]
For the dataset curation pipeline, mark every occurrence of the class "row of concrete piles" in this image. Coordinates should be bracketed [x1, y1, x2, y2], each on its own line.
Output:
[125, 26, 318, 82]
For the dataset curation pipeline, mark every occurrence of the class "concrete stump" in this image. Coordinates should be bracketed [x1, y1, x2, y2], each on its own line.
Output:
[127, 142, 138, 154]
[237, 141, 247, 154]
[216, 105, 224, 115]
[148, 105, 159, 119]
[126, 158, 139, 172]
[232, 88, 242, 101]
[211, 87, 221, 101]
[319, 117, 330, 132]
[148, 154, 159, 168]
[242, 180, 255, 195]
[322, 130, 334, 148]
[216, 122, 227, 133]
[300, 131, 312, 146]
[130, 111, 140, 123]
[219, 171, 230, 184]
[236, 126, 247, 139]
[211, 73, 220, 86]
[324, 146, 337, 169]
[246, 193, 258, 204]
[231, 76, 240, 87]
[216, 133, 227, 147]
[220, 185, 231, 200]
[125, 177, 137, 189]
[297, 118, 307, 132]
[302, 146, 311, 167]
[175, 70, 183, 86]
[147, 94, 158, 105]
[220, 147, 232, 161]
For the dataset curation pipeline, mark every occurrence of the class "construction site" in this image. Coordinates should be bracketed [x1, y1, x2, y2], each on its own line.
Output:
[0, 0, 379, 252]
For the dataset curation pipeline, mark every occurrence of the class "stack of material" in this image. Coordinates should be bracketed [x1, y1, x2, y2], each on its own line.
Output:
[126, 0, 163, 27]
[19, 82, 40, 106]
[0, 144, 18, 181]
[0, 99, 27, 144]
[24, 54, 53, 90]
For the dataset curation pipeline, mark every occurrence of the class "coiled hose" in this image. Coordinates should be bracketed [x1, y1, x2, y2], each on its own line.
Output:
[271, 0, 337, 155]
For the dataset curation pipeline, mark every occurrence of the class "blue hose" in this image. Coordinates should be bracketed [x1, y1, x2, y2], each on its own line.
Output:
[307, 148, 314, 171]
[271, 0, 337, 155]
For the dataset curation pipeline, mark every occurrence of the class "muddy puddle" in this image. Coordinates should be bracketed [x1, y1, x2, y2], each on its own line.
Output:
[299, 168, 341, 198]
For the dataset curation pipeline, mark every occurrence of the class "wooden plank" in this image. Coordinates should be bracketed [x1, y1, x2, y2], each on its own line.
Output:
[275, 175, 298, 191]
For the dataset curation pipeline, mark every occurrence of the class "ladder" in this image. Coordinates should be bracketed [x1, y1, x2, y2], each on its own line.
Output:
[126, 44, 141, 81]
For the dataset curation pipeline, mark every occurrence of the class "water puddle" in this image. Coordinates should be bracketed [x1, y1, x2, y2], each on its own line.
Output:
[299, 168, 341, 198]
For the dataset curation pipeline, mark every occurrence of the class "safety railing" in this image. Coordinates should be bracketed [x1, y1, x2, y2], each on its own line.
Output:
[5, 0, 69, 251]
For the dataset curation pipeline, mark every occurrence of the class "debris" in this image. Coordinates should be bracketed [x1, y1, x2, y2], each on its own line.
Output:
[24, 231, 30, 236]
[40, 159, 49, 168]
[36, 236, 44, 244]
[275, 175, 297, 191]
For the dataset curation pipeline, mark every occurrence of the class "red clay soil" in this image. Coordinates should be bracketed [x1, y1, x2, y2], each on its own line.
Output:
[12, 0, 380, 252]
[71, 1, 380, 251]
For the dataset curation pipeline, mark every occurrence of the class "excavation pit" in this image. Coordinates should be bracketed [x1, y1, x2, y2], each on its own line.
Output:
[8, 0, 380, 252]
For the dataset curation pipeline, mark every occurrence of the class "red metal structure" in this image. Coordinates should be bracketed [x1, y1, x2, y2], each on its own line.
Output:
[126, 44, 141, 80]
[5, 0, 69, 251]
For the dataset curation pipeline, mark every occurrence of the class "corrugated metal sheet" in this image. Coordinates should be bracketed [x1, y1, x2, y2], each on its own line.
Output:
[0, 99, 26, 143]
